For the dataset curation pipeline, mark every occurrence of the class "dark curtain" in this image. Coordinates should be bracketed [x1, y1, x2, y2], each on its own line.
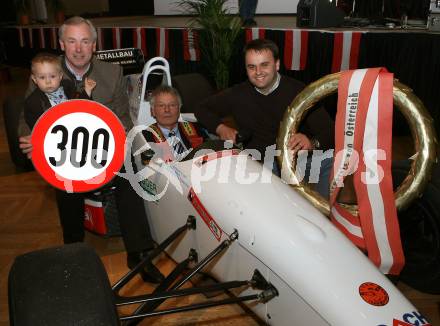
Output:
[0, 0, 16, 25]
[108, 0, 154, 16]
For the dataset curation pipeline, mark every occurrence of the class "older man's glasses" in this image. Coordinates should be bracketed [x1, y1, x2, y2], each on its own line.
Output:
[154, 102, 179, 110]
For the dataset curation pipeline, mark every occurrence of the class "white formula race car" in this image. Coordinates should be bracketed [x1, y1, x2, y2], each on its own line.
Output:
[8, 137, 434, 326]
[8, 60, 438, 325]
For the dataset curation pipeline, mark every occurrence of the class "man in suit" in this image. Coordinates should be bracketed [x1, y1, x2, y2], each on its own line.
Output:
[19, 16, 164, 283]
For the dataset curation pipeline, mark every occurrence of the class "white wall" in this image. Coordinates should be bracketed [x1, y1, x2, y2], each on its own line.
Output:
[154, 0, 299, 15]
[256, 0, 299, 14]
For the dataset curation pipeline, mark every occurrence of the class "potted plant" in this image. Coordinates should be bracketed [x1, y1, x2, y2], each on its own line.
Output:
[178, 0, 242, 90]
[15, 0, 30, 25]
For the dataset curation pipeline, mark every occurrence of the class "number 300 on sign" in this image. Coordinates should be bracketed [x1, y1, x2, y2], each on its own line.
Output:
[32, 100, 126, 192]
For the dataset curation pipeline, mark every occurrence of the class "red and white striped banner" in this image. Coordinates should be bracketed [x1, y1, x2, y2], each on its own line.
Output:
[331, 31, 362, 73]
[245, 28, 266, 43]
[28, 28, 33, 48]
[97, 27, 104, 51]
[38, 27, 45, 49]
[50, 27, 58, 49]
[112, 27, 121, 49]
[183, 29, 200, 61]
[284, 30, 308, 71]
[330, 68, 404, 275]
[156, 28, 169, 58]
[18, 27, 24, 47]
[133, 27, 147, 57]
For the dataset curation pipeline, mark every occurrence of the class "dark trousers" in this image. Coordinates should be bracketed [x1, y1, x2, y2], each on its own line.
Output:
[239, 0, 258, 20]
[55, 158, 154, 254]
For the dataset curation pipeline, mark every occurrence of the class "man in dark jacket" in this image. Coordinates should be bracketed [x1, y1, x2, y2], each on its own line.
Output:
[195, 39, 335, 196]
[196, 39, 334, 157]
[19, 16, 164, 283]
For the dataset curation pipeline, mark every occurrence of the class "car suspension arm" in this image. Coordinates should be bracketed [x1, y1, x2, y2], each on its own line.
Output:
[122, 229, 239, 325]
[112, 215, 196, 294]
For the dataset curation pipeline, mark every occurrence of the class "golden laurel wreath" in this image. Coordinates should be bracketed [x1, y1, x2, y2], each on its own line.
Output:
[277, 72, 437, 216]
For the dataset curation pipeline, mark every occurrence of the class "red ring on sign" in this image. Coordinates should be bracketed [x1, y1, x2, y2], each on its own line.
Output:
[31, 99, 126, 193]
[359, 282, 389, 306]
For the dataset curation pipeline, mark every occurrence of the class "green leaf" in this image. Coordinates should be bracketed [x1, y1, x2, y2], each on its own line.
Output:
[177, 0, 243, 89]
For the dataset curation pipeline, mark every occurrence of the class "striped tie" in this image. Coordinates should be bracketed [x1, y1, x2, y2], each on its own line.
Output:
[168, 131, 185, 159]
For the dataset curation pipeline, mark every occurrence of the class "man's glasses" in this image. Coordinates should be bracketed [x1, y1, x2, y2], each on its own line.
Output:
[153, 103, 179, 110]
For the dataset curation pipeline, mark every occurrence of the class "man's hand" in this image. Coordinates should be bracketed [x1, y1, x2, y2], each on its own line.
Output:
[288, 133, 313, 153]
[19, 135, 33, 159]
[216, 123, 238, 143]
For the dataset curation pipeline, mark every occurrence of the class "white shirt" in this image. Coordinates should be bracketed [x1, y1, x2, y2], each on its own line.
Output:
[255, 72, 281, 96]
[158, 124, 188, 152]
[65, 60, 90, 81]
[45, 86, 68, 107]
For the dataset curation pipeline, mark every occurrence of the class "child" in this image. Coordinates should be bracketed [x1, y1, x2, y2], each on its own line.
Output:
[24, 52, 96, 130]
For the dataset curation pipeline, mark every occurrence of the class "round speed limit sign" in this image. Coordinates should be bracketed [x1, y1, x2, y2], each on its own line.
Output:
[32, 100, 126, 192]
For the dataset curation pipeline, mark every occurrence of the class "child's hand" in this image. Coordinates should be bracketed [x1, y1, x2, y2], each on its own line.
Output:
[84, 77, 97, 97]
[19, 135, 33, 159]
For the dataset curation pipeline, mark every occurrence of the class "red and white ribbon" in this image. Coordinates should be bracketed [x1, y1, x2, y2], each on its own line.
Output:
[133, 27, 147, 57]
[330, 68, 404, 275]
[284, 29, 308, 71]
[331, 203, 365, 249]
[331, 31, 362, 73]
[112, 27, 121, 49]
[245, 28, 265, 43]
[156, 28, 169, 58]
[183, 29, 200, 61]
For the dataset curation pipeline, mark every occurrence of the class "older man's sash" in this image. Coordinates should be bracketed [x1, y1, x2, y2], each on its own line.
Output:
[329, 68, 404, 275]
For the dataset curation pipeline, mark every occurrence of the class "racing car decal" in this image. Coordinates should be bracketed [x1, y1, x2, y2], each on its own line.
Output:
[188, 187, 223, 241]
[139, 178, 158, 197]
[359, 282, 389, 306]
[377, 311, 432, 326]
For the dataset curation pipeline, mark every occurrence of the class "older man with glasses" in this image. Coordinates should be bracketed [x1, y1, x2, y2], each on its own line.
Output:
[142, 85, 207, 162]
